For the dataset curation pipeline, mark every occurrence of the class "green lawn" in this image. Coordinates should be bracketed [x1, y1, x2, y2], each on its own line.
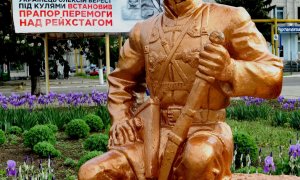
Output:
[228, 119, 297, 159]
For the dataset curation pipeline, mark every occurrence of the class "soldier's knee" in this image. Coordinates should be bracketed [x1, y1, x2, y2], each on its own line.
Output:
[78, 162, 102, 180]
[183, 136, 222, 169]
[78, 150, 135, 180]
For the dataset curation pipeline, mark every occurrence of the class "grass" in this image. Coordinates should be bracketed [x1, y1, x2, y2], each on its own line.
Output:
[228, 119, 297, 159]
[75, 73, 107, 80]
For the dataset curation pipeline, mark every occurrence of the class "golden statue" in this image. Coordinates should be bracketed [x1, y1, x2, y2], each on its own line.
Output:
[78, 0, 283, 179]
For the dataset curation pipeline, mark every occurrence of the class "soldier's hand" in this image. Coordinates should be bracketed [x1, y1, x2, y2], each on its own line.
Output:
[198, 41, 234, 82]
[108, 117, 142, 147]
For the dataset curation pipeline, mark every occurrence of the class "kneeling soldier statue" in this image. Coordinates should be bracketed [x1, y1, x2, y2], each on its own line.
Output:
[78, 0, 283, 179]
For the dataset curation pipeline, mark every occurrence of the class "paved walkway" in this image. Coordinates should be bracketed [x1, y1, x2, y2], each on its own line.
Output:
[1, 74, 300, 99]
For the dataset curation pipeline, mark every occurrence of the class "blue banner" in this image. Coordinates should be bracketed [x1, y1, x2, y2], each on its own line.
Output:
[278, 26, 300, 33]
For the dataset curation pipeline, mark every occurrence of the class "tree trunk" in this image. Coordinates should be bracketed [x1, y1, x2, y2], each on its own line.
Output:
[31, 75, 41, 95]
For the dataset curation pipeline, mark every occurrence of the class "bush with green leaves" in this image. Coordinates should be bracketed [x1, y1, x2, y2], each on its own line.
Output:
[7, 126, 23, 136]
[24, 125, 56, 149]
[65, 119, 90, 139]
[6, 134, 19, 145]
[0, 130, 6, 145]
[272, 110, 289, 127]
[64, 158, 77, 168]
[33, 141, 61, 157]
[84, 134, 109, 152]
[46, 124, 58, 134]
[83, 114, 104, 132]
[233, 131, 258, 168]
[77, 151, 103, 169]
[290, 110, 300, 130]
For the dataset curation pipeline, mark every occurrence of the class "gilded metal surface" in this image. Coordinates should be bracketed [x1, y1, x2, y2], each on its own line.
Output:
[78, 0, 283, 179]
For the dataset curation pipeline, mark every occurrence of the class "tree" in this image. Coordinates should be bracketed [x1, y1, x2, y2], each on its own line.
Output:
[0, 0, 46, 94]
[215, 0, 275, 42]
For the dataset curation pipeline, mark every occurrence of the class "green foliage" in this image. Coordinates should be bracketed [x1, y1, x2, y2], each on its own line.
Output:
[289, 111, 300, 130]
[226, 102, 272, 121]
[83, 134, 109, 152]
[33, 141, 61, 157]
[234, 166, 263, 174]
[233, 131, 258, 168]
[272, 110, 289, 127]
[64, 158, 77, 168]
[6, 134, 20, 145]
[96, 105, 111, 127]
[24, 125, 56, 149]
[77, 151, 103, 169]
[0, 107, 95, 131]
[83, 114, 104, 132]
[0, 108, 39, 131]
[0, 169, 6, 178]
[228, 119, 297, 159]
[46, 124, 59, 134]
[65, 119, 90, 139]
[275, 156, 300, 176]
[0, 130, 6, 145]
[215, 0, 275, 42]
[7, 126, 23, 135]
[75, 72, 86, 76]
[65, 175, 77, 180]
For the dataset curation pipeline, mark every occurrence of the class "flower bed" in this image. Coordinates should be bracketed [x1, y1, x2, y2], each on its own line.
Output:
[0, 94, 300, 178]
[0, 90, 107, 109]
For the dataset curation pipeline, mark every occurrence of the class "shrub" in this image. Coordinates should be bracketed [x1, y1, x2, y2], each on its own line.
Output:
[77, 151, 103, 169]
[24, 125, 56, 149]
[83, 114, 104, 132]
[46, 124, 59, 134]
[65, 119, 90, 139]
[290, 110, 300, 130]
[272, 110, 289, 127]
[233, 131, 258, 168]
[7, 126, 23, 136]
[83, 134, 109, 152]
[33, 141, 61, 157]
[6, 134, 19, 145]
[0, 130, 6, 145]
[64, 158, 77, 168]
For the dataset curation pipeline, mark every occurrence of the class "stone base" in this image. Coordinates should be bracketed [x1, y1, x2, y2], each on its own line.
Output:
[232, 173, 300, 180]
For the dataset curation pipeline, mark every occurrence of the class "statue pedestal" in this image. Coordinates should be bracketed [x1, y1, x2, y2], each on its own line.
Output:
[232, 173, 299, 180]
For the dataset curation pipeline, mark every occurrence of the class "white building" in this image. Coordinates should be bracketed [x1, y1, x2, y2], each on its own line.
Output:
[203, 0, 300, 62]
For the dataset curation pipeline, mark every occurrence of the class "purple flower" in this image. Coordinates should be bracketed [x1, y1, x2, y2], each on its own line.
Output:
[263, 154, 275, 173]
[289, 144, 300, 158]
[282, 103, 289, 110]
[290, 104, 295, 110]
[278, 96, 285, 103]
[6, 160, 17, 176]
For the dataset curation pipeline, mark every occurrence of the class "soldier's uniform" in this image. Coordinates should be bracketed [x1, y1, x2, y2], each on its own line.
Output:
[78, 2, 282, 180]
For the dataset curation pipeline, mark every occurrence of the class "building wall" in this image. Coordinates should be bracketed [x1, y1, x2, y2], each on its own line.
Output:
[203, 0, 300, 61]
[281, 33, 299, 60]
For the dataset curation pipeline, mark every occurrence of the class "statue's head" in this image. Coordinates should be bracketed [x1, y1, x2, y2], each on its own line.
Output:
[163, 0, 201, 17]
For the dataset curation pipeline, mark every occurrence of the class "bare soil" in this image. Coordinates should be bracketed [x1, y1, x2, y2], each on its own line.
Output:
[0, 132, 85, 179]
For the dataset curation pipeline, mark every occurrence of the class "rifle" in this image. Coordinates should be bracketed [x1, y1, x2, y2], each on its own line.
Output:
[158, 31, 225, 180]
